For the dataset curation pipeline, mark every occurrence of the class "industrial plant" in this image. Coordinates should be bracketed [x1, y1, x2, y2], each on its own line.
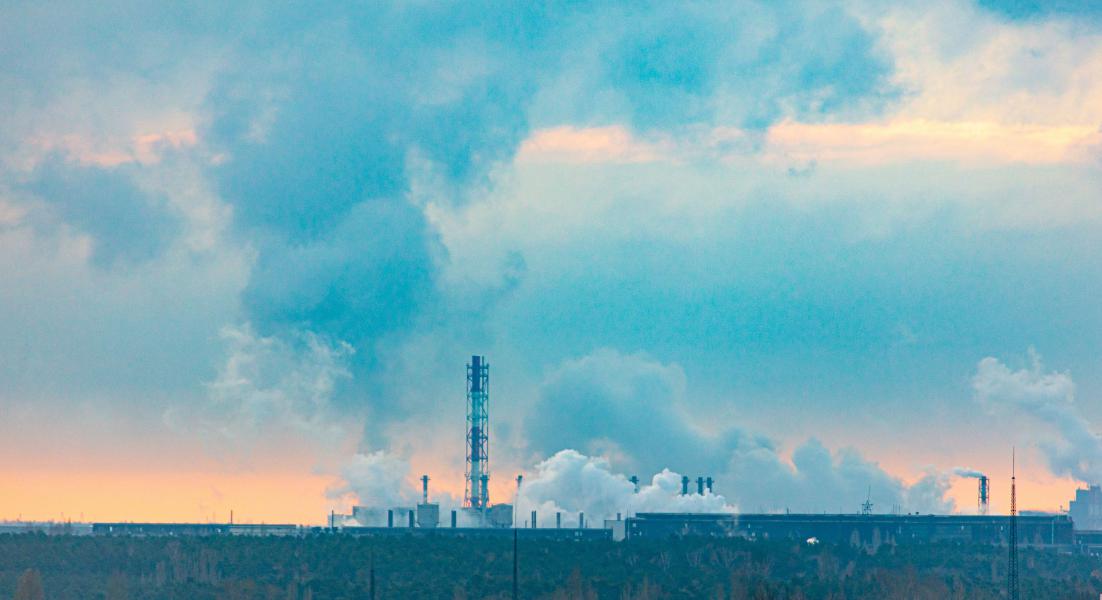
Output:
[14, 354, 1102, 556]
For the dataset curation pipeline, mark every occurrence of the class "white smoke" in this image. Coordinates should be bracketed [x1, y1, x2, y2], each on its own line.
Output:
[973, 350, 1102, 484]
[516, 450, 733, 525]
[327, 450, 416, 510]
[952, 467, 986, 479]
[166, 324, 355, 454]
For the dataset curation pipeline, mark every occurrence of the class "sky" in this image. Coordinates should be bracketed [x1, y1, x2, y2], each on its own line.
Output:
[1, 0, 1101, 525]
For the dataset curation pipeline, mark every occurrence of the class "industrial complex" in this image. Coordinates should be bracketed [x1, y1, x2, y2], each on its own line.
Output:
[8, 354, 1102, 556]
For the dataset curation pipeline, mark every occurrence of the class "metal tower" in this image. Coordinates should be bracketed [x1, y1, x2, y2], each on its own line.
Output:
[1008, 450, 1019, 600]
[465, 355, 490, 510]
[978, 475, 990, 515]
[861, 486, 873, 516]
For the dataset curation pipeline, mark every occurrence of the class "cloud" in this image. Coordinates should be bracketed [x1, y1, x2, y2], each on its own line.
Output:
[327, 450, 416, 512]
[516, 450, 732, 523]
[976, 0, 1102, 20]
[166, 324, 356, 455]
[725, 437, 954, 515]
[526, 349, 714, 476]
[973, 351, 1102, 484]
[21, 157, 180, 267]
[526, 349, 954, 514]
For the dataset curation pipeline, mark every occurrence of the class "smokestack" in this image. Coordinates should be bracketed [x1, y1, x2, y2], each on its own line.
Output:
[451, 510, 457, 528]
[696, 476, 704, 495]
[681, 475, 689, 496]
[616, 512, 621, 521]
[579, 512, 585, 529]
[556, 512, 561, 529]
[408, 510, 415, 528]
[387, 510, 393, 528]
[465, 355, 491, 510]
[421, 475, 430, 505]
[630, 475, 639, 493]
[531, 511, 537, 529]
[979, 475, 990, 515]
[706, 477, 713, 494]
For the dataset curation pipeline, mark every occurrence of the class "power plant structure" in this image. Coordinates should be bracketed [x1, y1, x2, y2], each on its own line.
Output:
[331, 354, 512, 530]
[53, 354, 1102, 555]
[464, 355, 490, 511]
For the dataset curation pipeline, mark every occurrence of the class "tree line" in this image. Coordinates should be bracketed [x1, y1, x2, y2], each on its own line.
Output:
[1, 532, 1099, 599]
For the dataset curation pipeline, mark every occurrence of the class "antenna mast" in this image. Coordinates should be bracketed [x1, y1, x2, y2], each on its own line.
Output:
[1008, 448, 1019, 600]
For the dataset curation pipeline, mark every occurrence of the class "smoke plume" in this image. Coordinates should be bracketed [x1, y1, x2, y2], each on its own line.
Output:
[516, 450, 732, 524]
[952, 467, 986, 479]
[973, 350, 1102, 484]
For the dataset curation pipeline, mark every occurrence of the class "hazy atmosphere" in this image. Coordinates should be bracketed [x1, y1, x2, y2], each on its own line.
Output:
[2, 0, 1102, 526]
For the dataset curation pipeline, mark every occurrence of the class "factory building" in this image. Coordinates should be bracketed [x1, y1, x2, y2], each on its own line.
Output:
[1068, 485, 1102, 531]
[625, 513, 1074, 547]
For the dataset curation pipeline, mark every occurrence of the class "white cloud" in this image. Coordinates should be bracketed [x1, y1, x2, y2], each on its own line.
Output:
[973, 351, 1102, 484]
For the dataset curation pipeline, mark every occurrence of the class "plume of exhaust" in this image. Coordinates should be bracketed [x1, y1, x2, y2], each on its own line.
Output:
[973, 351, 1102, 485]
[515, 449, 732, 525]
[952, 467, 986, 479]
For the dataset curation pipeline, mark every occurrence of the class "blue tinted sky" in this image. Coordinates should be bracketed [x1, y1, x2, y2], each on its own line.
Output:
[0, 0, 1100, 522]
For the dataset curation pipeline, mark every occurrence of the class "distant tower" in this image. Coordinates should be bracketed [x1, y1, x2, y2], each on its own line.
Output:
[1008, 450, 1019, 600]
[465, 355, 490, 510]
[978, 475, 990, 515]
[861, 487, 873, 516]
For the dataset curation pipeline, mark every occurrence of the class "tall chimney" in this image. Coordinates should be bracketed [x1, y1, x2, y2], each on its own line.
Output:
[706, 477, 713, 494]
[421, 475, 430, 504]
[979, 475, 990, 516]
[465, 355, 490, 510]
[681, 475, 689, 496]
[696, 476, 704, 495]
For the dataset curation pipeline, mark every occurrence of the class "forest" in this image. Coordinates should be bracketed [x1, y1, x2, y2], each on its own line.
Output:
[1, 532, 1100, 599]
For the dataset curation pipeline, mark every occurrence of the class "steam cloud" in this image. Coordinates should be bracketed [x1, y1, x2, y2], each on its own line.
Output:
[516, 450, 732, 524]
[973, 350, 1102, 484]
[527, 349, 955, 515]
[952, 467, 986, 479]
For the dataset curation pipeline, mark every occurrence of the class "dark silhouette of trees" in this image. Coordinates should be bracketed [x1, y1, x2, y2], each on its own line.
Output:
[0, 533, 1099, 599]
[12, 569, 43, 600]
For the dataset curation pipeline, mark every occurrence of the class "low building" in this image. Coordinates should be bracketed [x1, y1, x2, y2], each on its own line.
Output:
[625, 513, 1074, 547]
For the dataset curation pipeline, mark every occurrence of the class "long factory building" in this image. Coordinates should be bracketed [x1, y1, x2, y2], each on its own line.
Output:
[86, 512, 1077, 548]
